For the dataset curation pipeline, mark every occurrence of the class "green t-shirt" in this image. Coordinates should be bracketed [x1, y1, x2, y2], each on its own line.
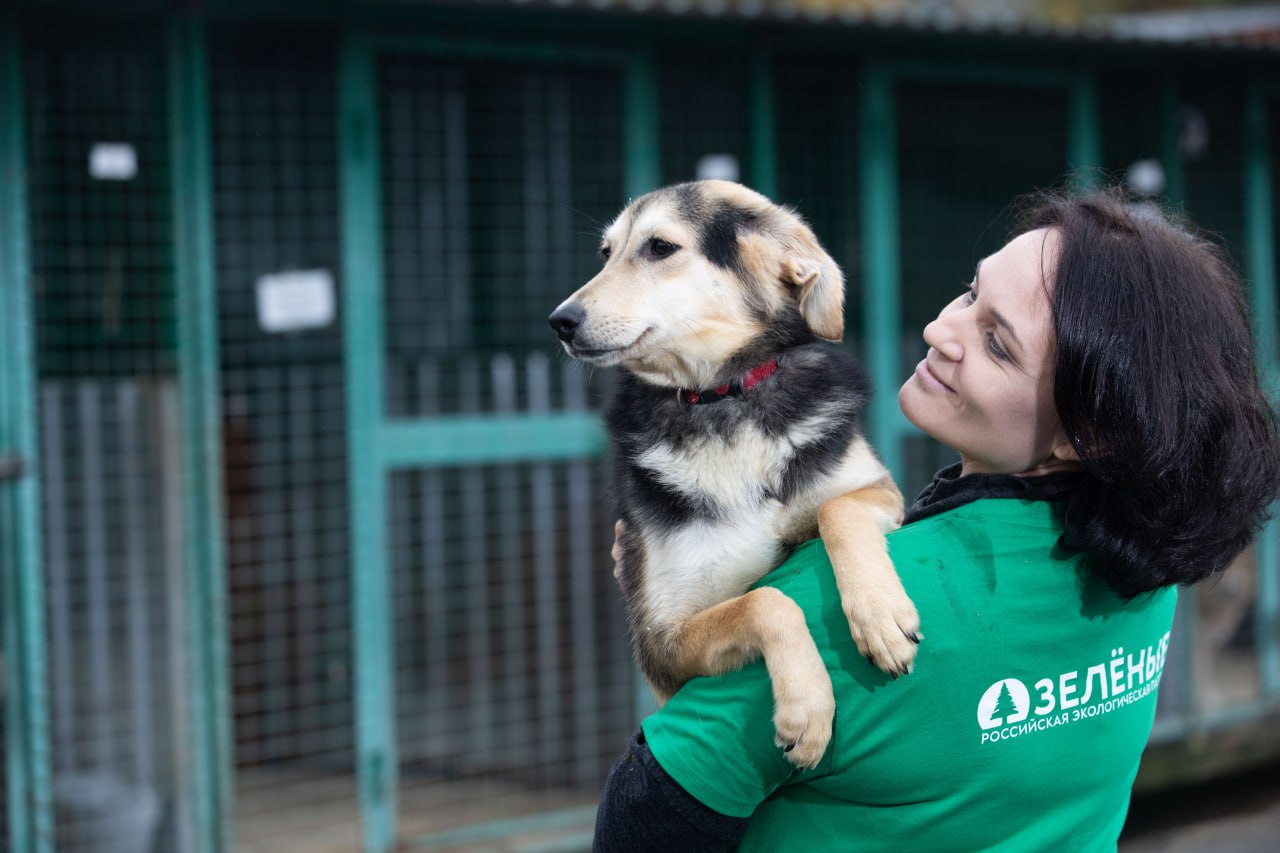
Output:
[642, 498, 1177, 851]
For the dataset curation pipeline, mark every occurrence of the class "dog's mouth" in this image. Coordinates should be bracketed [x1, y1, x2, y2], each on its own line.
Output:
[564, 327, 652, 363]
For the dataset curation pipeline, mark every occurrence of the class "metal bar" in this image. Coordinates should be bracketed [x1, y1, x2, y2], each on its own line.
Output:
[1244, 83, 1280, 699]
[1159, 75, 1186, 210]
[378, 413, 607, 468]
[118, 383, 157, 790]
[493, 357, 532, 763]
[289, 367, 320, 724]
[0, 10, 53, 849]
[261, 368, 288, 752]
[339, 30, 399, 853]
[415, 361, 449, 761]
[168, 15, 232, 853]
[158, 384, 198, 853]
[624, 49, 661, 199]
[528, 353, 564, 780]
[40, 388, 74, 772]
[858, 61, 906, 482]
[459, 359, 494, 761]
[749, 51, 777, 199]
[564, 360, 599, 784]
[1067, 66, 1102, 190]
[78, 383, 115, 773]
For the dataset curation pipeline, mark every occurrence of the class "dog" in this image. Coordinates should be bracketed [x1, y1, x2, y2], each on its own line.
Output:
[548, 180, 919, 768]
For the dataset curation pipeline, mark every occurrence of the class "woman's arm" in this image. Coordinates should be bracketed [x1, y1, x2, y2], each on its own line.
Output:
[594, 730, 747, 852]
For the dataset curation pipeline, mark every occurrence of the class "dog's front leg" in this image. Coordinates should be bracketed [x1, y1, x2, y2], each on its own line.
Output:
[670, 588, 834, 770]
[818, 479, 920, 677]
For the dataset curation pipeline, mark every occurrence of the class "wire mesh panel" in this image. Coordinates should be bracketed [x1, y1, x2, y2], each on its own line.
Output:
[657, 52, 752, 186]
[207, 27, 359, 851]
[378, 53, 634, 840]
[774, 58, 864, 353]
[894, 79, 1069, 498]
[24, 16, 184, 853]
[1175, 80, 1262, 719]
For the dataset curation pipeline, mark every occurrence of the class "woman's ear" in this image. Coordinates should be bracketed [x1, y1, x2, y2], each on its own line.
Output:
[1048, 432, 1081, 465]
[781, 241, 845, 342]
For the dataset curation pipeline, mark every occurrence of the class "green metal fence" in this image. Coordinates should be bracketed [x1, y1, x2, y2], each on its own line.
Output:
[2, 4, 1280, 852]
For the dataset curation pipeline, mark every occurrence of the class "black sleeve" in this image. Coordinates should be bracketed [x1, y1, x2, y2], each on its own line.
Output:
[593, 729, 748, 853]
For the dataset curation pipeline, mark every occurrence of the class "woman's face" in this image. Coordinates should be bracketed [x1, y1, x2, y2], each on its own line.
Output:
[898, 227, 1077, 477]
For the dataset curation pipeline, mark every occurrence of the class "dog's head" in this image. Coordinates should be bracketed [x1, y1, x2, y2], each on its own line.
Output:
[548, 180, 844, 389]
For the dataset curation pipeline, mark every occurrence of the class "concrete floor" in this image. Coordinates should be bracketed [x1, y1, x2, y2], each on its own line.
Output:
[1120, 761, 1280, 853]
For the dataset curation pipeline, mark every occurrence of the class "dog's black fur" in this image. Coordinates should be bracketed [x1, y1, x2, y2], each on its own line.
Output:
[551, 181, 915, 751]
[610, 321, 872, 695]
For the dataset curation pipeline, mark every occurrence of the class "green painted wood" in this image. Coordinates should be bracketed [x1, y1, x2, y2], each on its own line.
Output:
[749, 52, 777, 199]
[624, 49, 661, 200]
[1160, 76, 1186, 209]
[858, 63, 907, 482]
[1067, 67, 1102, 190]
[167, 16, 233, 853]
[339, 31, 399, 853]
[0, 13, 53, 852]
[379, 414, 606, 469]
[1244, 84, 1280, 699]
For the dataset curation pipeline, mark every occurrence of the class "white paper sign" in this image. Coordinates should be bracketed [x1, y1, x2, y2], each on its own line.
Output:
[256, 270, 335, 333]
[89, 143, 137, 180]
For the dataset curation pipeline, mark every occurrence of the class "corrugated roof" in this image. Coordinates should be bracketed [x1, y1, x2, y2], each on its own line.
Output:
[492, 0, 1280, 50]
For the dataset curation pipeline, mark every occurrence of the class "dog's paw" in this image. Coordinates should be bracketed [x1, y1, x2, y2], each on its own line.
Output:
[846, 589, 921, 679]
[771, 669, 835, 770]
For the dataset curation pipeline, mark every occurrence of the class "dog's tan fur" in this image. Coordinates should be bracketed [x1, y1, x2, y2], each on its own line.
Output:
[553, 181, 919, 768]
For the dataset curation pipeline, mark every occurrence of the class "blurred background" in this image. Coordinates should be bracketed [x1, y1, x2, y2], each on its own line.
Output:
[1, 0, 1279, 851]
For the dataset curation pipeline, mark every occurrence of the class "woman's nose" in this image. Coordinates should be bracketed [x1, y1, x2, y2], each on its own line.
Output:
[923, 316, 964, 362]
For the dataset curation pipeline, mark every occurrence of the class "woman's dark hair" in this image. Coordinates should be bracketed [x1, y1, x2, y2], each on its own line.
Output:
[1018, 187, 1280, 597]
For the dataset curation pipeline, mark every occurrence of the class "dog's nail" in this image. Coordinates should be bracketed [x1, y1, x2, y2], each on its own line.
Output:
[906, 631, 922, 644]
[784, 743, 796, 753]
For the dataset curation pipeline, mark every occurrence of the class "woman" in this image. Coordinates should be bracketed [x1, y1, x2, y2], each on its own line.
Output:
[592, 187, 1280, 851]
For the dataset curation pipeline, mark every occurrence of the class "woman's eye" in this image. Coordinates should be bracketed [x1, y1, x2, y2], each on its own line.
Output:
[985, 332, 1010, 362]
[962, 283, 977, 305]
[647, 238, 679, 259]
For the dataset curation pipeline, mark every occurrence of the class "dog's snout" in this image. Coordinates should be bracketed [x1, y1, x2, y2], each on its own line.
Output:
[548, 304, 585, 343]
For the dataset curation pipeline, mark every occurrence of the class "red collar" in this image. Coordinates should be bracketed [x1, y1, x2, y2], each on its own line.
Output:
[682, 358, 780, 405]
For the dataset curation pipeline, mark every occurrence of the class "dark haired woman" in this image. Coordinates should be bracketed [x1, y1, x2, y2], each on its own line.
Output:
[592, 188, 1280, 851]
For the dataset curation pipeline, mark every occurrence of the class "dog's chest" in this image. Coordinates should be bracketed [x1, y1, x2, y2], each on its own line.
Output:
[632, 414, 826, 513]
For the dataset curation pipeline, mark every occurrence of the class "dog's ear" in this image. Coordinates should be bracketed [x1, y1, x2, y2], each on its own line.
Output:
[781, 232, 845, 342]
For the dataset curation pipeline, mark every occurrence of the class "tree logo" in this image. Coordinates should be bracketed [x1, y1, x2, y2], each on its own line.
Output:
[977, 678, 1030, 730]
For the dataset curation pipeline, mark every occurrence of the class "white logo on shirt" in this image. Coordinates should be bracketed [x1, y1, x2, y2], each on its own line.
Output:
[977, 678, 1030, 730]
[975, 630, 1172, 745]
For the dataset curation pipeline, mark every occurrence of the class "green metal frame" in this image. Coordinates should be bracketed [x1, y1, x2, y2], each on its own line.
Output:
[1245, 83, 1280, 703]
[339, 30, 655, 851]
[0, 12, 53, 853]
[1, 4, 1275, 845]
[168, 16, 233, 853]
[857, 59, 1103, 483]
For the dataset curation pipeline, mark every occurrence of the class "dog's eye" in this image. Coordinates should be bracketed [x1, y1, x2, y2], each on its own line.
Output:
[599, 245, 612, 261]
[647, 237, 679, 259]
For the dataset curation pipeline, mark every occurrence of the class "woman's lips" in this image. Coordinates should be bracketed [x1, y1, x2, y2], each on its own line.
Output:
[915, 358, 955, 394]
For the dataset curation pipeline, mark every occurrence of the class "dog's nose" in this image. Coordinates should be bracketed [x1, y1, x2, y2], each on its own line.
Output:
[548, 304, 585, 343]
